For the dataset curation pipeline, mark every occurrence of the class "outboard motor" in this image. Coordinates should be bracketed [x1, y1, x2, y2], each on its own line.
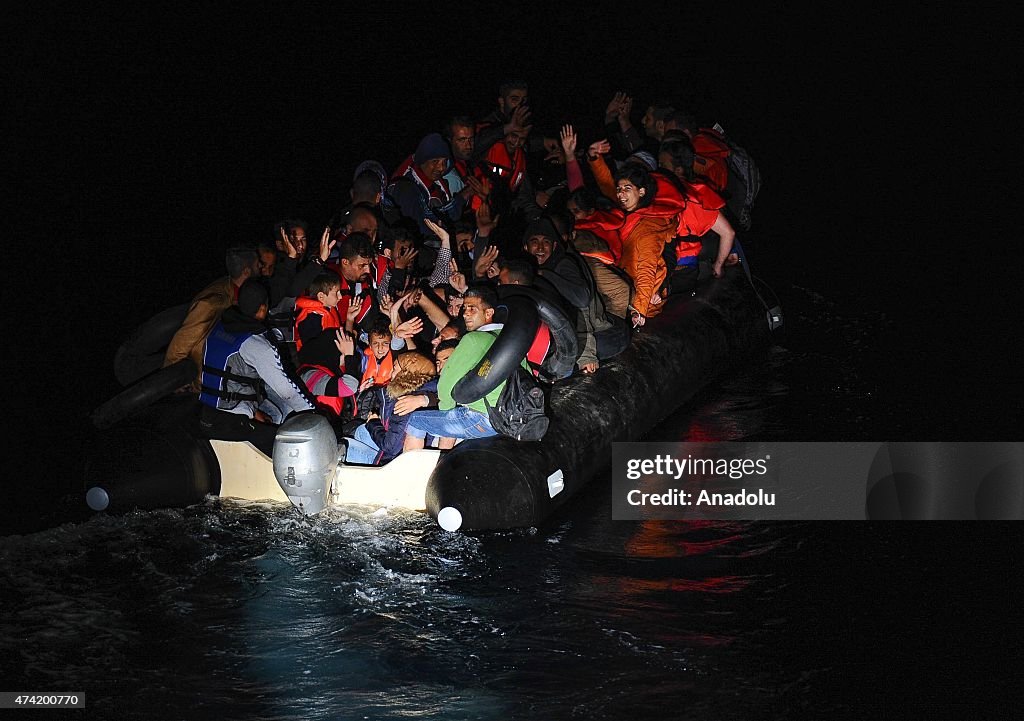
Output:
[272, 414, 343, 515]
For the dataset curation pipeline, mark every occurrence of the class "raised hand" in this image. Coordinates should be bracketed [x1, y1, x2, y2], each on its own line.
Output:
[618, 95, 634, 131]
[509, 103, 532, 133]
[334, 329, 354, 357]
[463, 174, 487, 199]
[395, 316, 424, 339]
[560, 124, 578, 159]
[279, 227, 297, 259]
[393, 244, 418, 270]
[475, 201, 500, 237]
[424, 218, 449, 246]
[473, 244, 500, 280]
[605, 91, 627, 123]
[448, 259, 468, 294]
[318, 227, 336, 262]
[345, 298, 362, 328]
[401, 288, 423, 311]
[587, 139, 611, 159]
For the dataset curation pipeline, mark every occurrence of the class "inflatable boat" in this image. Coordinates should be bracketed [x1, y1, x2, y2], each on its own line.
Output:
[84, 266, 780, 531]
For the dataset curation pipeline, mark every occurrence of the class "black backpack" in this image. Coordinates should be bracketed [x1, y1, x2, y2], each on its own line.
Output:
[482, 366, 550, 441]
[712, 123, 762, 230]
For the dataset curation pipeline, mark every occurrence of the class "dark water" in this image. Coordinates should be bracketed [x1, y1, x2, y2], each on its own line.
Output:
[7, 8, 1021, 719]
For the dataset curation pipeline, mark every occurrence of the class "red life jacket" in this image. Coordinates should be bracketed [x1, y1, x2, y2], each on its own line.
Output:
[480, 141, 526, 193]
[574, 208, 625, 262]
[692, 129, 731, 193]
[673, 179, 726, 264]
[372, 255, 391, 287]
[294, 296, 342, 352]
[360, 347, 394, 387]
[578, 248, 617, 266]
[316, 272, 375, 329]
[525, 322, 552, 378]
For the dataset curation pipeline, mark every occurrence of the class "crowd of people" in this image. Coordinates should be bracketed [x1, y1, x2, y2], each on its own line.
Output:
[160, 81, 757, 462]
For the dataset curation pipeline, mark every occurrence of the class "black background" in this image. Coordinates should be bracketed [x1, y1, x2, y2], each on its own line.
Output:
[4, 4, 1020, 526]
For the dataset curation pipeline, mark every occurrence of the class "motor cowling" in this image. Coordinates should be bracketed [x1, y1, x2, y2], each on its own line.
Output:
[273, 413, 341, 515]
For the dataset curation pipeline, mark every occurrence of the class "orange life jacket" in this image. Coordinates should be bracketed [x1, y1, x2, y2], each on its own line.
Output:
[294, 296, 342, 352]
[360, 347, 394, 387]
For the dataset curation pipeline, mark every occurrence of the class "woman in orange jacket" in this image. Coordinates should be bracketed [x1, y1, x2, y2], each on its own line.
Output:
[611, 165, 682, 328]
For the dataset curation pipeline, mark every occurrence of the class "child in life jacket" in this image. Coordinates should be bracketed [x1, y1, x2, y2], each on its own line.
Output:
[359, 319, 395, 392]
[293, 272, 360, 417]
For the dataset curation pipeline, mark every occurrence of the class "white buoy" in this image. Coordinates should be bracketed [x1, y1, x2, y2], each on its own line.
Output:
[436, 506, 463, 532]
[86, 487, 110, 512]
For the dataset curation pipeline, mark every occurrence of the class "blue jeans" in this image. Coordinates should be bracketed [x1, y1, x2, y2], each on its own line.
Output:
[344, 424, 381, 465]
[405, 406, 497, 440]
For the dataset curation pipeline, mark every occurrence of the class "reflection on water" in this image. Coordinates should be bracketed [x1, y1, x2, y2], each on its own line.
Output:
[1, 495, 817, 720]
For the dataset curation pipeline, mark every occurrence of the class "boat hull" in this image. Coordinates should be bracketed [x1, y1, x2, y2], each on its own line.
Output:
[425, 268, 773, 530]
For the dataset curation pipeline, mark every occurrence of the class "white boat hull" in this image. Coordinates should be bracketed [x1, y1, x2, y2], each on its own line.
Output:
[211, 440, 439, 511]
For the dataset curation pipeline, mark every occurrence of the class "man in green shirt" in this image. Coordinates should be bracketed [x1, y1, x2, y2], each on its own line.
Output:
[402, 286, 515, 450]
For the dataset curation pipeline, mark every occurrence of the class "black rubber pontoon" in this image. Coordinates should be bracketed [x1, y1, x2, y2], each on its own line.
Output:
[426, 268, 775, 531]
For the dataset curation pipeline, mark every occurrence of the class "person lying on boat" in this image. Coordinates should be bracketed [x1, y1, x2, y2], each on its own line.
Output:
[343, 351, 440, 465]
[197, 280, 317, 455]
[402, 285, 530, 450]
